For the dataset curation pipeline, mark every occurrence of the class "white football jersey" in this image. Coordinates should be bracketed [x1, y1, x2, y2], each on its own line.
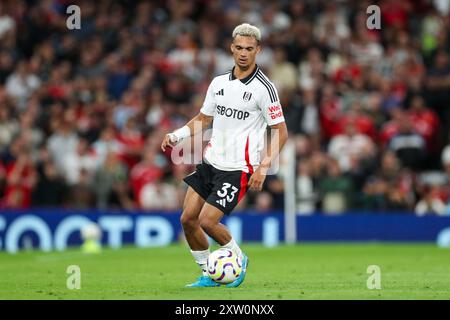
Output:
[200, 65, 285, 173]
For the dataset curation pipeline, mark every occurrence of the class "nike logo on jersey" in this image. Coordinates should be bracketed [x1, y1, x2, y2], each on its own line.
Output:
[215, 89, 224, 96]
[216, 198, 226, 207]
[216, 105, 250, 120]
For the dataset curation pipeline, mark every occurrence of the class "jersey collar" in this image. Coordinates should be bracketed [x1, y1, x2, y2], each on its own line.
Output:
[229, 64, 259, 85]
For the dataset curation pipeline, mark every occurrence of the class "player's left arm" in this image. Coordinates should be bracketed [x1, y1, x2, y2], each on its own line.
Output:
[248, 121, 288, 191]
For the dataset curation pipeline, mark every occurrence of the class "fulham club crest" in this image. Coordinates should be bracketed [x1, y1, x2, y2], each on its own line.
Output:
[243, 92, 252, 102]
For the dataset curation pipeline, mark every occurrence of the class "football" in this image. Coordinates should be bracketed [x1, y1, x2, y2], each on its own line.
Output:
[207, 249, 242, 284]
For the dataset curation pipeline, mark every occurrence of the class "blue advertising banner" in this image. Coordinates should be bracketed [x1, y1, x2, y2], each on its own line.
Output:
[296, 214, 450, 241]
[1, 209, 450, 253]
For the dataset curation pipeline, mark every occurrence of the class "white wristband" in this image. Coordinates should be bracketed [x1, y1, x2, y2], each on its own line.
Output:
[172, 125, 191, 142]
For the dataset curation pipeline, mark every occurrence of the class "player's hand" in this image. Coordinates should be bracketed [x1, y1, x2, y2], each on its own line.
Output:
[161, 133, 178, 152]
[248, 167, 267, 191]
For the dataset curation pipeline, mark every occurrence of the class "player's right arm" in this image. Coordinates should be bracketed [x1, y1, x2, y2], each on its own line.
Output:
[160, 112, 213, 151]
[161, 79, 216, 152]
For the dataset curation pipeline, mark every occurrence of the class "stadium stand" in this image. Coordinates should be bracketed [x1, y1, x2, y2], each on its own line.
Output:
[0, 0, 449, 215]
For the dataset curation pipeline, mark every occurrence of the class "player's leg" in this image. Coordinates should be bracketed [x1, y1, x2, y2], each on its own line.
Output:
[180, 186, 209, 250]
[180, 187, 211, 277]
[202, 169, 251, 257]
[181, 164, 222, 287]
[198, 203, 241, 255]
[200, 170, 252, 287]
[198, 203, 248, 288]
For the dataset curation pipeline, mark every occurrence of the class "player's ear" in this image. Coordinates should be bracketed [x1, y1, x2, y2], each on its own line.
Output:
[230, 42, 235, 53]
[256, 41, 261, 54]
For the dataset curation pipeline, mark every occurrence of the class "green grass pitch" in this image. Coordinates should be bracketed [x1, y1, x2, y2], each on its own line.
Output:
[0, 243, 449, 300]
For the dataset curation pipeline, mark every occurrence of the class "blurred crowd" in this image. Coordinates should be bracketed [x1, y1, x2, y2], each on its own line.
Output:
[1, 0, 450, 215]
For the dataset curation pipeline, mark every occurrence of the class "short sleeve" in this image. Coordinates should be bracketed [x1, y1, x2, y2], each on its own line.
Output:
[200, 80, 216, 116]
[259, 82, 285, 126]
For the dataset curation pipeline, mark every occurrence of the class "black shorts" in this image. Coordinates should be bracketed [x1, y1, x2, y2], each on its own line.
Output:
[183, 162, 251, 215]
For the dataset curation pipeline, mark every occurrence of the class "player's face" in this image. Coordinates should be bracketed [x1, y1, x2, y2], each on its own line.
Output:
[231, 35, 260, 70]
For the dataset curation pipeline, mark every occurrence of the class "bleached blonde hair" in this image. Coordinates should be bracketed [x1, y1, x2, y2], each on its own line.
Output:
[232, 23, 261, 42]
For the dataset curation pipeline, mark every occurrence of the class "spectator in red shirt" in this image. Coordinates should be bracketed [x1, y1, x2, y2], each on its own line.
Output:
[319, 83, 342, 141]
[380, 107, 403, 148]
[2, 149, 37, 209]
[130, 146, 167, 209]
[338, 101, 377, 141]
[332, 53, 362, 86]
[381, 0, 411, 30]
[116, 117, 145, 169]
[407, 95, 440, 152]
